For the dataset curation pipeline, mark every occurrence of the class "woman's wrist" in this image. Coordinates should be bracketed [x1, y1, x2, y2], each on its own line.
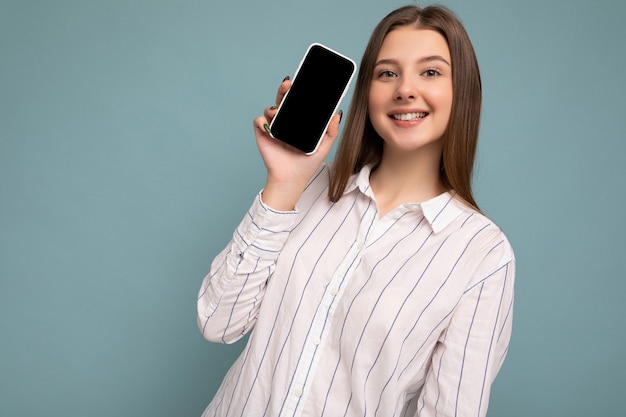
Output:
[260, 180, 305, 211]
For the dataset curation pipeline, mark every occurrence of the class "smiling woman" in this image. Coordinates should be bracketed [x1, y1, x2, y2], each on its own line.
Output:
[330, 6, 482, 211]
[197, 5, 514, 417]
[367, 28, 454, 212]
[2, 0, 625, 415]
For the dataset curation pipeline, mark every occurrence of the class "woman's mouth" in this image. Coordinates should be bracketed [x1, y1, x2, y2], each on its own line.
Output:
[390, 112, 428, 121]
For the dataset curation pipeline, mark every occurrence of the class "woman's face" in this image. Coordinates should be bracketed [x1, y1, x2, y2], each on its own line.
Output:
[368, 27, 453, 155]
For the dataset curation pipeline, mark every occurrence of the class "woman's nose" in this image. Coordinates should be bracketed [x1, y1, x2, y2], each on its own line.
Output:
[395, 79, 417, 101]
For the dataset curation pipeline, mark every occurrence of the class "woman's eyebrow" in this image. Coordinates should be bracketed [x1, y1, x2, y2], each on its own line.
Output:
[419, 55, 451, 66]
[374, 55, 451, 67]
[374, 58, 399, 67]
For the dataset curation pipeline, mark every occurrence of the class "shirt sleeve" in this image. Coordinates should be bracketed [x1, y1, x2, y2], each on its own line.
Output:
[197, 191, 299, 344]
[416, 237, 515, 417]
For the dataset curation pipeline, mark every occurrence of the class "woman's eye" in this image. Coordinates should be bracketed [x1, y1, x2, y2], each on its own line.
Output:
[422, 69, 440, 77]
[378, 70, 397, 78]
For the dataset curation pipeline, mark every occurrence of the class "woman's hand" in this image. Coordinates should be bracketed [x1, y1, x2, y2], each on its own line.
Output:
[253, 77, 341, 211]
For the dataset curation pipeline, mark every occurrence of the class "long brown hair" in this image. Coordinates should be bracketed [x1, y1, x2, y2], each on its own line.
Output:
[328, 5, 482, 211]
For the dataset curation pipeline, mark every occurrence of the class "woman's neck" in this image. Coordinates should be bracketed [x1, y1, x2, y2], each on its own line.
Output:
[369, 146, 445, 218]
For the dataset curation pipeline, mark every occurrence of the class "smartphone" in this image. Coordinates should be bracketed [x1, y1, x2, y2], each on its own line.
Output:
[269, 43, 356, 155]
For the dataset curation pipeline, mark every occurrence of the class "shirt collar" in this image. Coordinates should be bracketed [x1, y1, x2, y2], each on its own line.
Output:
[343, 164, 375, 197]
[343, 164, 466, 234]
[420, 191, 465, 233]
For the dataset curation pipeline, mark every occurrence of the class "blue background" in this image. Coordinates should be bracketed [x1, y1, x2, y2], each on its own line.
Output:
[1, 0, 625, 415]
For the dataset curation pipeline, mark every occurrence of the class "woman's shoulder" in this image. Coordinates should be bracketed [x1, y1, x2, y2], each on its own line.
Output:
[447, 195, 515, 264]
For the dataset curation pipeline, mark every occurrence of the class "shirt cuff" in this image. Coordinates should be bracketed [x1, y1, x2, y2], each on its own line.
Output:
[232, 191, 299, 258]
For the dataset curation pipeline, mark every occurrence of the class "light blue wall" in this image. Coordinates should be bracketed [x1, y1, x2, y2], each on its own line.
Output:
[1, 0, 625, 415]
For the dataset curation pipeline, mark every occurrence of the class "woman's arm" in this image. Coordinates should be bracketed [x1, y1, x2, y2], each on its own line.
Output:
[197, 192, 298, 344]
[197, 78, 342, 344]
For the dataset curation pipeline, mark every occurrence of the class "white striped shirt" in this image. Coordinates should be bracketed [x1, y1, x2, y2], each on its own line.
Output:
[198, 163, 515, 417]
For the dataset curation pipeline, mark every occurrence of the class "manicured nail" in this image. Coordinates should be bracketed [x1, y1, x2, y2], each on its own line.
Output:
[338, 109, 344, 123]
[263, 124, 271, 134]
[282, 75, 290, 82]
[270, 105, 277, 110]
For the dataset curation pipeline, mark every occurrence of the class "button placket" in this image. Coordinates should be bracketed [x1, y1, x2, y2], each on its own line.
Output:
[281, 239, 365, 417]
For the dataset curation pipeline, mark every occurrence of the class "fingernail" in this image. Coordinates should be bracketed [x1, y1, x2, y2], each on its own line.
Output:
[282, 75, 290, 82]
[263, 124, 271, 134]
[270, 106, 277, 110]
[338, 109, 344, 123]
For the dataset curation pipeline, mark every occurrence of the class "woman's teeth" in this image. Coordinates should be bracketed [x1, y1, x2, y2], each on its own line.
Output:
[392, 112, 427, 121]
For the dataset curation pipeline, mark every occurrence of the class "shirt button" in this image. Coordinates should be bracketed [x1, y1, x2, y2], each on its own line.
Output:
[312, 336, 321, 346]
[329, 287, 338, 296]
[294, 387, 303, 397]
[245, 232, 254, 241]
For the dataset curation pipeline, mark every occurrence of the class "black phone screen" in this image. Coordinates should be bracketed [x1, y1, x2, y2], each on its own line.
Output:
[269, 44, 356, 154]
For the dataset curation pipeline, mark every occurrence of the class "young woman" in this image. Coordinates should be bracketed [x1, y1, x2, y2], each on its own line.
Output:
[198, 5, 515, 417]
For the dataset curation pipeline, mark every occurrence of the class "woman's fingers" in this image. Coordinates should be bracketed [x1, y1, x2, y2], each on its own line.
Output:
[275, 76, 291, 107]
[253, 115, 273, 141]
[325, 110, 343, 139]
[258, 77, 291, 126]
[315, 111, 342, 157]
[263, 105, 278, 121]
